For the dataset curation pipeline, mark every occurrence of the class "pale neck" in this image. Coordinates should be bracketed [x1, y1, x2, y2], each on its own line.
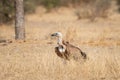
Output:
[57, 36, 63, 45]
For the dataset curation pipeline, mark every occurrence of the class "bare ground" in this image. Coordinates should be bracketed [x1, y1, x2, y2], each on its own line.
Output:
[0, 7, 120, 80]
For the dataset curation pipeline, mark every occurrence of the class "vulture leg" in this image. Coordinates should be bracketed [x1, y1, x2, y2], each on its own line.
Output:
[81, 51, 87, 59]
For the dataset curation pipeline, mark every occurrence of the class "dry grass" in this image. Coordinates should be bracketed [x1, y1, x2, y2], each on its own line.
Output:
[0, 7, 120, 80]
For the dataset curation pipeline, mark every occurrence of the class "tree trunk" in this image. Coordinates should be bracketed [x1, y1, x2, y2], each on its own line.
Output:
[15, 0, 25, 40]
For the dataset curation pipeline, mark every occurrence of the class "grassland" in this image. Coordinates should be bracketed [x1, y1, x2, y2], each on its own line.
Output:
[0, 7, 120, 80]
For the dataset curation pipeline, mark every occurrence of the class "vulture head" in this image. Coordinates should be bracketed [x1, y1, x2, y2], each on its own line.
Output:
[51, 32, 62, 38]
[51, 32, 65, 47]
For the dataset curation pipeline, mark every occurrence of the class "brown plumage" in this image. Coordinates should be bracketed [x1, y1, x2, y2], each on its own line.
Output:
[51, 32, 87, 61]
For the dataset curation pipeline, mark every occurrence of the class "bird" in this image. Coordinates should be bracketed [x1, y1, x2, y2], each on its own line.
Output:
[51, 32, 87, 61]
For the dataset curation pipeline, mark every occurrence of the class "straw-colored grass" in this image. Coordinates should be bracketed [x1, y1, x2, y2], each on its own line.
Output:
[0, 7, 120, 80]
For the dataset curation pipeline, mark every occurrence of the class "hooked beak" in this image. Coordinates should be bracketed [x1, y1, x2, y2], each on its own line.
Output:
[51, 33, 57, 37]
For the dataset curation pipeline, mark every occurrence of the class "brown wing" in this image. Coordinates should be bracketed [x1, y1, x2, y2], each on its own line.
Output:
[63, 41, 87, 60]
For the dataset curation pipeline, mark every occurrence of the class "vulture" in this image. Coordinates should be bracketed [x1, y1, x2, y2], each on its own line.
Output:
[51, 32, 87, 61]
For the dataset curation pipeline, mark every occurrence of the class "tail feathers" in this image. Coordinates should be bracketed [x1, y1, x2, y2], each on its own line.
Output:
[81, 51, 87, 59]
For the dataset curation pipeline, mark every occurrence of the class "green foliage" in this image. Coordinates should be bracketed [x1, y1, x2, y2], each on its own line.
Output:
[0, 0, 120, 24]
[0, 0, 14, 24]
[42, 0, 60, 11]
[0, 0, 41, 24]
[117, 0, 120, 12]
[24, 0, 36, 13]
[24, 0, 42, 13]
[117, 0, 120, 5]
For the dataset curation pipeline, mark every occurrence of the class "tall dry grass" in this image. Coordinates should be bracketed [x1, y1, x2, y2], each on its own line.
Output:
[0, 7, 120, 80]
[0, 42, 120, 80]
[0, 25, 120, 80]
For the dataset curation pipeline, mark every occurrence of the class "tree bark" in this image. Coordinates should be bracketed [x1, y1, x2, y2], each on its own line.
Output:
[15, 0, 25, 40]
